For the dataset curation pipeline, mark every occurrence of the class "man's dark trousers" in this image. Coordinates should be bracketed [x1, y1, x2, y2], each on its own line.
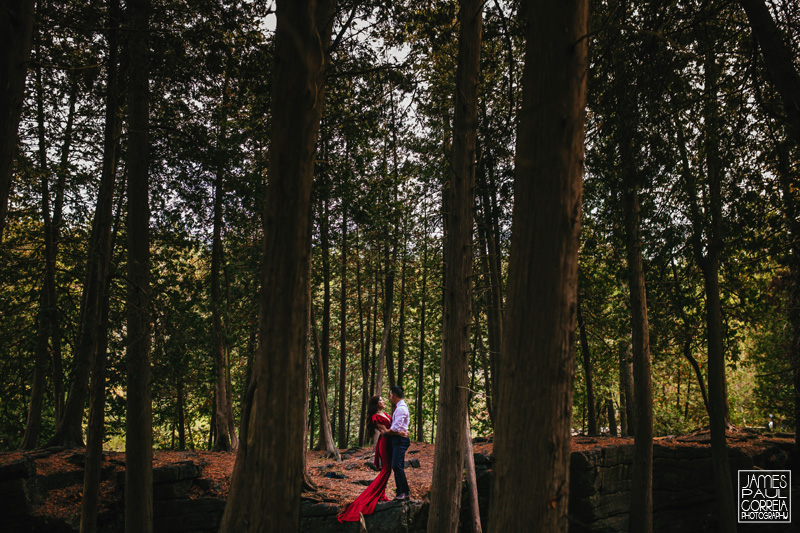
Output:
[391, 435, 411, 495]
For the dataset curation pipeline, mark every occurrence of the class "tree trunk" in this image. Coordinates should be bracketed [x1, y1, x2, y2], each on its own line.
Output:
[48, 2, 122, 451]
[680, 44, 737, 532]
[416, 227, 428, 442]
[338, 205, 347, 448]
[739, 0, 800, 144]
[577, 299, 596, 436]
[356, 230, 368, 446]
[488, 0, 587, 530]
[620, 345, 635, 436]
[125, 0, 153, 529]
[397, 244, 407, 388]
[219, 1, 329, 529]
[211, 67, 238, 452]
[312, 304, 340, 459]
[0, 0, 35, 242]
[464, 415, 482, 533]
[623, 185, 653, 533]
[375, 250, 394, 396]
[427, 0, 481, 530]
[474, 300, 494, 426]
[20, 47, 55, 450]
[79, 1, 120, 528]
[50, 76, 78, 427]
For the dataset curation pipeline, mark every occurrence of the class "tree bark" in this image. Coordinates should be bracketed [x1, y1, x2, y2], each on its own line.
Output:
[464, 415, 482, 533]
[337, 205, 347, 448]
[356, 230, 368, 446]
[0, 0, 35, 242]
[79, 1, 120, 528]
[375, 250, 394, 395]
[488, 0, 587, 531]
[416, 226, 428, 442]
[623, 184, 653, 533]
[427, 1, 481, 531]
[48, 1, 122, 451]
[20, 44, 56, 449]
[211, 65, 238, 452]
[577, 299, 596, 436]
[312, 304, 340, 459]
[219, 0, 328, 529]
[50, 76, 78, 427]
[620, 344, 635, 436]
[125, 0, 153, 529]
[679, 43, 737, 532]
[397, 244, 407, 388]
[739, 0, 800, 144]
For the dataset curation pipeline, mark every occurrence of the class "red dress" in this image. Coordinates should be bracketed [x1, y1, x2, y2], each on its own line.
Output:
[337, 412, 393, 522]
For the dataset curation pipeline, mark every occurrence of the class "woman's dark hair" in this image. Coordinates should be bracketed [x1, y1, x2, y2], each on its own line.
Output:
[365, 395, 381, 434]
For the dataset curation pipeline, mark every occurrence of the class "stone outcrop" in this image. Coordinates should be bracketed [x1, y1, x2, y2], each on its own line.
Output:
[1, 432, 797, 532]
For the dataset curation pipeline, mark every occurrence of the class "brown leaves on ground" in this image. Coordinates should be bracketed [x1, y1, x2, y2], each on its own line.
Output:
[0, 427, 792, 524]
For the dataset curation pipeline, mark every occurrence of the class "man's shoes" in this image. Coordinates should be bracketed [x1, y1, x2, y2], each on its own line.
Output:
[394, 493, 408, 500]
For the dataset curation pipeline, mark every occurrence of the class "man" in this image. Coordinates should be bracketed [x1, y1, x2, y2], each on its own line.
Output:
[383, 385, 411, 500]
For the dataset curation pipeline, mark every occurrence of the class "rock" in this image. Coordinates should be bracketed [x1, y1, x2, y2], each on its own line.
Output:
[408, 459, 420, 468]
[325, 472, 348, 479]
[473, 453, 491, 467]
[154, 497, 225, 533]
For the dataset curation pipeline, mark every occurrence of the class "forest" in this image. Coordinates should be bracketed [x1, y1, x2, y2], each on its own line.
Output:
[1, 0, 799, 531]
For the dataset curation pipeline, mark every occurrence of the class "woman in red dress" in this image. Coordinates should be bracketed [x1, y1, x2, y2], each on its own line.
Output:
[337, 395, 393, 522]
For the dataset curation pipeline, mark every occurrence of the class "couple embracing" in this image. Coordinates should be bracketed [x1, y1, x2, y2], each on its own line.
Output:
[337, 385, 411, 522]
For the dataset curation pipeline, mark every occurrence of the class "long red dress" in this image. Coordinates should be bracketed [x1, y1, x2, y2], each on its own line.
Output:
[337, 412, 393, 522]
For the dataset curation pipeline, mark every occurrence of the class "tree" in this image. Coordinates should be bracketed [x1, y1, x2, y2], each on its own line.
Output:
[125, 0, 154, 529]
[427, 0, 481, 530]
[488, 0, 588, 531]
[80, 0, 121, 529]
[218, 0, 327, 529]
[210, 54, 238, 453]
[0, 0, 35, 242]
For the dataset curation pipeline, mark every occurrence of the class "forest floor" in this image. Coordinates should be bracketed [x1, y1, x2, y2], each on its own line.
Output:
[0, 426, 794, 523]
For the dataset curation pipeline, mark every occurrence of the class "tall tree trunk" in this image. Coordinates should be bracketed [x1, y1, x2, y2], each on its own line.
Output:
[427, 0, 481, 530]
[337, 206, 347, 448]
[741, 0, 800, 454]
[20, 46, 56, 450]
[48, 3, 122, 451]
[0, 0, 35, 242]
[416, 227, 428, 442]
[488, 0, 587, 531]
[774, 140, 800, 453]
[219, 0, 329, 529]
[79, 1, 120, 528]
[623, 184, 653, 533]
[125, 0, 153, 529]
[606, 399, 617, 437]
[464, 414, 483, 533]
[50, 77, 78, 426]
[577, 300, 596, 436]
[211, 66, 238, 452]
[474, 299, 494, 426]
[370, 267, 378, 396]
[739, 0, 800, 144]
[620, 344, 635, 436]
[680, 44, 737, 532]
[375, 248, 394, 395]
[397, 244, 407, 388]
[312, 303, 340, 459]
[356, 230, 368, 446]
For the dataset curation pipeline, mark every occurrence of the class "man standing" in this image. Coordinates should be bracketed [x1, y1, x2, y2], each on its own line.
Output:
[383, 385, 411, 500]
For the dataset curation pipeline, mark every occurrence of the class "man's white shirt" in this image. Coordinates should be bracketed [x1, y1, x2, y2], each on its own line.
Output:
[390, 399, 409, 433]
